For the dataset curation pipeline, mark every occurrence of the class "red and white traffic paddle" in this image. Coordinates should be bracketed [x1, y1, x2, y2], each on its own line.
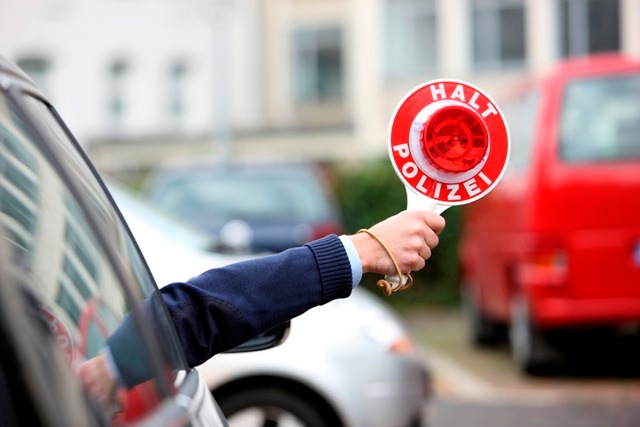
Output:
[382, 79, 510, 294]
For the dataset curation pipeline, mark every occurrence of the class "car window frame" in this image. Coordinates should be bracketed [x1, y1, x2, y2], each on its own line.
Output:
[3, 77, 178, 398]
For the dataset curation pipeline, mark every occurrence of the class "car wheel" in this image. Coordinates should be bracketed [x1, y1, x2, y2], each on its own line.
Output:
[509, 294, 558, 375]
[462, 285, 504, 345]
[217, 386, 330, 427]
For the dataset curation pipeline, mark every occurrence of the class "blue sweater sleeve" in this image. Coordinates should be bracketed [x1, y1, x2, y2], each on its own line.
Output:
[158, 234, 353, 367]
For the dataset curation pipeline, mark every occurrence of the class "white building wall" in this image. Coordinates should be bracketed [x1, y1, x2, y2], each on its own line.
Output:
[2, 0, 639, 169]
[438, 0, 471, 77]
[349, 0, 384, 160]
[621, 0, 640, 57]
[0, 0, 261, 149]
[526, 0, 558, 72]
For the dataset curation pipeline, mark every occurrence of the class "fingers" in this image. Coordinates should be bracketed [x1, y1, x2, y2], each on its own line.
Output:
[421, 209, 446, 236]
[351, 209, 446, 276]
[423, 228, 440, 251]
[402, 209, 442, 254]
[409, 256, 426, 273]
[418, 244, 432, 261]
[78, 353, 117, 407]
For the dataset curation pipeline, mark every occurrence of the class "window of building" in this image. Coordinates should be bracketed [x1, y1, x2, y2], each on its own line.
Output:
[472, 0, 526, 71]
[65, 220, 99, 281]
[168, 62, 187, 128]
[108, 60, 128, 129]
[16, 57, 50, 95]
[559, 0, 620, 58]
[0, 112, 39, 264]
[384, 0, 437, 78]
[55, 284, 82, 325]
[292, 27, 344, 104]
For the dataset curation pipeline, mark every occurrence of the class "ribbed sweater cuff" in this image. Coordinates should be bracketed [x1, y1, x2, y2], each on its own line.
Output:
[306, 234, 353, 304]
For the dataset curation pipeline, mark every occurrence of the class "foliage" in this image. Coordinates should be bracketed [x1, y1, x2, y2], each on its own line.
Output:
[332, 158, 462, 308]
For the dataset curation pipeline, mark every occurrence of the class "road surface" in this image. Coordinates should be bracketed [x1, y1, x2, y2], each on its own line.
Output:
[401, 307, 640, 427]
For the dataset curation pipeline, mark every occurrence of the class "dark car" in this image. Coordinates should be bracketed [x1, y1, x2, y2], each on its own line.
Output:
[0, 56, 286, 425]
[143, 161, 344, 253]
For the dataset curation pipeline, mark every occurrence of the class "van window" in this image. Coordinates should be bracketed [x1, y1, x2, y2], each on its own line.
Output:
[559, 74, 640, 162]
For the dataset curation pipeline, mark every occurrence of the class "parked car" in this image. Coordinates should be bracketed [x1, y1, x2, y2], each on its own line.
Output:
[143, 160, 344, 253]
[107, 179, 256, 285]
[110, 181, 432, 427]
[0, 55, 288, 426]
[459, 53, 640, 374]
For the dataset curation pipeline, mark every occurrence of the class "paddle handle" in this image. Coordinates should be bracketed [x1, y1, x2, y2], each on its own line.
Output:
[383, 188, 450, 292]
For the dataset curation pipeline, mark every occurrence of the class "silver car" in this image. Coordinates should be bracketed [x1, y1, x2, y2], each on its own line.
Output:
[111, 182, 432, 427]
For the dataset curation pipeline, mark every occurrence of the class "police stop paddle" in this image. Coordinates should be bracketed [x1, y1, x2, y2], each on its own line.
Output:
[385, 79, 510, 291]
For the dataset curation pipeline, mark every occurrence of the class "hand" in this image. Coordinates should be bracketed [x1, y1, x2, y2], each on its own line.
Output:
[78, 352, 118, 407]
[349, 210, 445, 277]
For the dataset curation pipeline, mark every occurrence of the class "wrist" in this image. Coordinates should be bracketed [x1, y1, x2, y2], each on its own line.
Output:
[348, 232, 379, 274]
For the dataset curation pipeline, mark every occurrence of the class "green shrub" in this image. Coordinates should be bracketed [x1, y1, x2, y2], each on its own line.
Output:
[333, 158, 462, 309]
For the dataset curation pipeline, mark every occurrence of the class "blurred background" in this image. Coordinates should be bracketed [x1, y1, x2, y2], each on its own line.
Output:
[2, 0, 637, 301]
[3, 0, 636, 168]
[2, 1, 640, 426]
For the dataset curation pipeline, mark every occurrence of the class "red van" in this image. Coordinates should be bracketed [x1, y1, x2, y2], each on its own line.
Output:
[459, 54, 640, 374]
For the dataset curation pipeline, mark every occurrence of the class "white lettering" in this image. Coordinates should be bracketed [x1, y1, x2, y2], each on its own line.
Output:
[434, 182, 441, 198]
[451, 84, 466, 102]
[469, 92, 480, 110]
[423, 84, 499, 121]
[393, 143, 411, 158]
[463, 178, 481, 197]
[482, 102, 498, 118]
[447, 184, 461, 201]
[430, 83, 446, 101]
[402, 162, 419, 178]
[417, 175, 428, 194]
[478, 171, 493, 185]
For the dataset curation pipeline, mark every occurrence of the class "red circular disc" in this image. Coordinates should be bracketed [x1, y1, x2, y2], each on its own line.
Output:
[388, 79, 510, 206]
[421, 105, 489, 173]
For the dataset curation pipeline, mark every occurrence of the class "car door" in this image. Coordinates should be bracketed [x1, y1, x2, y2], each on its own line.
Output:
[0, 57, 227, 426]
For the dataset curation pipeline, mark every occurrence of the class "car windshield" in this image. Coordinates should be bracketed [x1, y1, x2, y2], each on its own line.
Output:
[153, 168, 333, 224]
[559, 73, 640, 162]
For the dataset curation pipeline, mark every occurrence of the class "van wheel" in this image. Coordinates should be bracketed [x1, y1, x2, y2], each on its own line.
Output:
[509, 295, 558, 375]
[463, 286, 504, 345]
[217, 386, 330, 427]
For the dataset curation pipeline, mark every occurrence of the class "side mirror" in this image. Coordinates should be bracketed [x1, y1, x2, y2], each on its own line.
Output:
[224, 321, 290, 353]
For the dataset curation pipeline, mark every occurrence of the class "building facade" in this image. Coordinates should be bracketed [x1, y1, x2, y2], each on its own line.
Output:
[2, 0, 639, 173]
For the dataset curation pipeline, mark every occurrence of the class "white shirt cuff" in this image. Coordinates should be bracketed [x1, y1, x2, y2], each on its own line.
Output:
[339, 235, 363, 287]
